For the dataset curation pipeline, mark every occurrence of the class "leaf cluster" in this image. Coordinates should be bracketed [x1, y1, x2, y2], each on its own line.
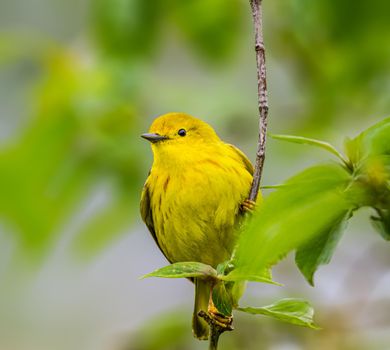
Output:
[233, 117, 390, 286]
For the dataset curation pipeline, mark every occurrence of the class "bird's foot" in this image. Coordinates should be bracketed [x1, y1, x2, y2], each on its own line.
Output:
[198, 298, 233, 332]
[198, 309, 233, 333]
[241, 199, 256, 214]
[209, 305, 234, 330]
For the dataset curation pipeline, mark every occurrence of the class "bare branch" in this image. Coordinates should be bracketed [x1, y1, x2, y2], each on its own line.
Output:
[248, 0, 269, 202]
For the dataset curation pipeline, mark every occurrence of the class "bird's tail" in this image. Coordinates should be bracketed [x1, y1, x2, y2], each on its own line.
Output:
[192, 278, 210, 340]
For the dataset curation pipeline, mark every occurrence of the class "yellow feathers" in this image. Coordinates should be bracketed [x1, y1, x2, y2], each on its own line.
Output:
[141, 112, 254, 267]
[140, 112, 255, 340]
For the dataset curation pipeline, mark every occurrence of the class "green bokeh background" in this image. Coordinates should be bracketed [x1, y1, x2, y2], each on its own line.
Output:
[0, 0, 389, 349]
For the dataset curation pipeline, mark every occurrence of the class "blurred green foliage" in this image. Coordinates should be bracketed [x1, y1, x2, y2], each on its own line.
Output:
[170, 0, 243, 63]
[93, 0, 163, 59]
[92, 0, 243, 63]
[271, 0, 390, 129]
[0, 51, 143, 261]
[123, 311, 192, 350]
[1, 0, 390, 348]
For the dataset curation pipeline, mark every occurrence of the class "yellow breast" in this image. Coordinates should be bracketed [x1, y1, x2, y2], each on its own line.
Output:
[147, 142, 253, 267]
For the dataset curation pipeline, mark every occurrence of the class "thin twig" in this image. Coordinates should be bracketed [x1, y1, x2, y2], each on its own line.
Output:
[200, 2, 269, 349]
[209, 327, 220, 350]
[198, 310, 233, 350]
[248, 0, 269, 202]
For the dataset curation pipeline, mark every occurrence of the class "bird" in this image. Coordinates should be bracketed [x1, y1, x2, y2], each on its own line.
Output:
[140, 112, 255, 340]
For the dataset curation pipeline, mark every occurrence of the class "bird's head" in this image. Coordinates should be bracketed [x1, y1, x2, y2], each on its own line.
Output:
[141, 113, 221, 149]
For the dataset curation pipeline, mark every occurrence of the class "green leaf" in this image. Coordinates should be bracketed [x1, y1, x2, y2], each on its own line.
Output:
[216, 261, 234, 275]
[141, 262, 217, 280]
[220, 273, 281, 286]
[228, 281, 246, 308]
[344, 117, 390, 170]
[228, 164, 353, 281]
[345, 119, 390, 208]
[358, 117, 390, 157]
[216, 262, 280, 285]
[238, 298, 319, 329]
[270, 134, 349, 166]
[295, 211, 351, 286]
[212, 283, 232, 316]
[344, 136, 363, 167]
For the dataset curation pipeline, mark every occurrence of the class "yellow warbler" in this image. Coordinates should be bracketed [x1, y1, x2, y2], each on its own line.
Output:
[140, 112, 255, 340]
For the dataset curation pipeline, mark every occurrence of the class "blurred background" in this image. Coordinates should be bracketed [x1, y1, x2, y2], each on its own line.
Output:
[0, 0, 390, 349]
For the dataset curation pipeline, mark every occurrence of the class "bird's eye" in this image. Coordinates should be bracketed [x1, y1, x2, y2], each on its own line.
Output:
[178, 129, 187, 137]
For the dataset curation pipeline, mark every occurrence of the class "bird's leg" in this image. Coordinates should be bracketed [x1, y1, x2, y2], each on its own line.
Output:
[198, 284, 233, 330]
[200, 286, 233, 330]
[198, 283, 234, 349]
[207, 298, 233, 329]
[241, 199, 256, 214]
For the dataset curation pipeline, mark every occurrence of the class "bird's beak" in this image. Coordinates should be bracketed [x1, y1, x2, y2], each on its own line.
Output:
[141, 133, 169, 143]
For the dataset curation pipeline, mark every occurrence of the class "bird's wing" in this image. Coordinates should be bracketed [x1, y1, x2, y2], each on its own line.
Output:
[228, 144, 254, 175]
[228, 144, 258, 217]
[140, 177, 172, 263]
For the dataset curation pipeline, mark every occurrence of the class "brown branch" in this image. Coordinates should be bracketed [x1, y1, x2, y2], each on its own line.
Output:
[248, 0, 269, 202]
[198, 310, 233, 350]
